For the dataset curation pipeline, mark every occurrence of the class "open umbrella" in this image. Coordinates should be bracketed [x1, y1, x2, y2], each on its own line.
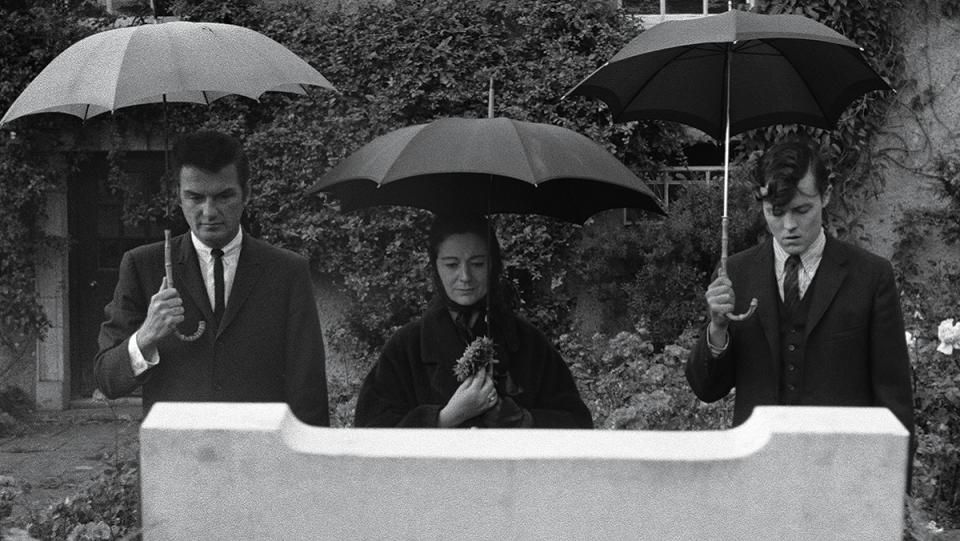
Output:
[563, 9, 890, 318]
[310, 116, 665, 225]
[1, 21, 334, 124]
[1, 20, 336, 339]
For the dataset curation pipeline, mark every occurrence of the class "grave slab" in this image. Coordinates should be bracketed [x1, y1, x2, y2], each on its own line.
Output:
[140, 403, 908, 540]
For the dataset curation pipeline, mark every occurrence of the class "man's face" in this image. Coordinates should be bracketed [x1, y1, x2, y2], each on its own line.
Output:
[436, 232, 490, 307]
[178, 163, 247, 249]
[762, 171, 831, 256]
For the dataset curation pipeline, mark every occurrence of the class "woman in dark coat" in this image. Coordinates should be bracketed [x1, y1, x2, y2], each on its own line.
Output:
[354, 214, 592, 428]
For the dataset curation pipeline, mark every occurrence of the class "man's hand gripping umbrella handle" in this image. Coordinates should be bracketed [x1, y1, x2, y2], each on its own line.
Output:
[720, 216, 758, 321]
[165, 230, 206, 341]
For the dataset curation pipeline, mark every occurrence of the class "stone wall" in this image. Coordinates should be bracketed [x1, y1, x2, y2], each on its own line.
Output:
[862, 5, 960, 262]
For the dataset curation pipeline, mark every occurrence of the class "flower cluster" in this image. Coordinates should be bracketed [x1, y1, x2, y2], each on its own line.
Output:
[453, 336, 497, 382]
[937, 318, 960, 354]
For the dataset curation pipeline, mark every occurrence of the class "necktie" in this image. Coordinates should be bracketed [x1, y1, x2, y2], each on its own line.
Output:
[212, 248, 225, 326]
[783, 254, 801, 317]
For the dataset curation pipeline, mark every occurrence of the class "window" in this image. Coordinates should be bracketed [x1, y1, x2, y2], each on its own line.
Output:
[621, 0, 755, 27]
[622, 0, 729, 15]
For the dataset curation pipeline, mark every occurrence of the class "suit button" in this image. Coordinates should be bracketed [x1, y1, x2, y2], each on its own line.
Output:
[787, 384, 796, 391]
[788, 364, 796, 372]
[215, 383, 223, 392]
[788, 344, 796, 352]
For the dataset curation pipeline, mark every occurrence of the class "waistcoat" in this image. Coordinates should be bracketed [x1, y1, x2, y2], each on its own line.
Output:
[778, 277, 817, 404]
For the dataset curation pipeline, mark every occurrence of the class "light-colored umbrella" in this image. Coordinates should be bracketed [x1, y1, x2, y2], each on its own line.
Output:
[1, 21, 335, 124]
[1, 20, 336, 340]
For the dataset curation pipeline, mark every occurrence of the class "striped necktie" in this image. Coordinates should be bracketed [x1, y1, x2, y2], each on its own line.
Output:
[783, 254, 801, 317]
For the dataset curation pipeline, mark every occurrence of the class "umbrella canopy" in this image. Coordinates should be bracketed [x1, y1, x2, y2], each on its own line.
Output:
[563, 9, 890, 141]
[310, 116, 665, 224]
[564, 10, 891, 319]
[1, 20, 335, 125]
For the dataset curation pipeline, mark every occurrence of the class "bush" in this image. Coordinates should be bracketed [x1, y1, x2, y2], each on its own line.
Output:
[560, 325, 733, 429]
[572, 179, 765, 347]
[0, 386, 34, 437]
[15, 461, 140, 541]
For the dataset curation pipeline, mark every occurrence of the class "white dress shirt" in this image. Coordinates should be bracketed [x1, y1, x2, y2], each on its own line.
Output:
[772, 228, 825, 302]
[128, 230, 243, 375]
[708, 228, 827, 355]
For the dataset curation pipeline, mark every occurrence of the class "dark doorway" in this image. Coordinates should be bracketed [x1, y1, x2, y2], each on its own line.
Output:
[69, 151, 166, 399]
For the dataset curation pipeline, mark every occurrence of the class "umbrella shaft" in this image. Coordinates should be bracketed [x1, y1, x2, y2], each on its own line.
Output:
[720, 216, 729, 276]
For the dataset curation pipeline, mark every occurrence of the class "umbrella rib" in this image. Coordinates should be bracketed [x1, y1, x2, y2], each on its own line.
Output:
[506, 120, 543, 185]
[616, 46, 718, 124]
[757, 38, 832, 126]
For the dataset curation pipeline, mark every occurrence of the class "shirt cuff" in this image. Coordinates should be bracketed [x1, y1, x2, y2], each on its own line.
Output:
[706, 325, 729, 358]
[128, 330, 159, 376]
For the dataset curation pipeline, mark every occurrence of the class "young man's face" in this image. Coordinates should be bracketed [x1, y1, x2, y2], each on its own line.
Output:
[178, 163, 247, 249]
[762, 171, 831, 256]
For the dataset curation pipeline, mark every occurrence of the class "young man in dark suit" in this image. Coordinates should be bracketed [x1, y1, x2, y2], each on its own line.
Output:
[94, 131, 329, 426]
[686, 137, 914, 469]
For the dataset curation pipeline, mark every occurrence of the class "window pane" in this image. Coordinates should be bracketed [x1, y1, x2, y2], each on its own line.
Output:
[623, 0, 661, 13]
[708, 0, 728, 13]
[665, 0, 704, 13]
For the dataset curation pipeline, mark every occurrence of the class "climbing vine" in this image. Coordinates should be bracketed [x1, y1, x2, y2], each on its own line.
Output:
[0, 3, 111, 382]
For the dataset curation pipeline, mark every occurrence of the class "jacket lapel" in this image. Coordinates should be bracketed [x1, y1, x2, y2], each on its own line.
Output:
[217, 234, 264, 336]
[420, 305, 467, 395]
[749, 240, 782, 367]
[175, 234, 215, 325]
[804, 236, 847, 338]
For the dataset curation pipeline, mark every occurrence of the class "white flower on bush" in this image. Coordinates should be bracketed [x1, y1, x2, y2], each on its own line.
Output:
[937, 318, 960, 355]
[905, 331, 915, 347]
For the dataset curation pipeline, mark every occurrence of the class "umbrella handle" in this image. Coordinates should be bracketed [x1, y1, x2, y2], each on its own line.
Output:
[165, 229, 207, 342]
[720, 217, 758, 321]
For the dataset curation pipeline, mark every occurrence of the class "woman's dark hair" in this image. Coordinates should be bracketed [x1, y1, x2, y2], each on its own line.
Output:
[427, 214, 504, 307]
[753, 135, 830, 208]
[173, 131, 251, 199]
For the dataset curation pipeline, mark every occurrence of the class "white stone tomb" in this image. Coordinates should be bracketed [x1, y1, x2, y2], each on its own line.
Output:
[140, 403, 908, 540]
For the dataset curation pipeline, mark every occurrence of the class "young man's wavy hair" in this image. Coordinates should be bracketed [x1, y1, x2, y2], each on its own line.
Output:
[753, 135, 830, 208]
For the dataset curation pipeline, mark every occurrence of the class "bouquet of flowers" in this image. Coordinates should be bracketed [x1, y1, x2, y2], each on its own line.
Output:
[453, 336, 498, 382]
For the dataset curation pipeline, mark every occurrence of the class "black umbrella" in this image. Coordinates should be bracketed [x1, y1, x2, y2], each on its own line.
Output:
[564, 9, 890, 317]
[311, 116, 665, 224]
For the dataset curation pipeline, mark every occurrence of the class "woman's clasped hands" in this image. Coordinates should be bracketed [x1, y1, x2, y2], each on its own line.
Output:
[439, 367, 498, 427]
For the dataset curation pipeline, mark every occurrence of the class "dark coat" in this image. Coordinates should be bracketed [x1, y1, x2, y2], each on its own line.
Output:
[94, 232, 329, 426]
[354, 301, 593, 428]
[686, 236, 915, 440]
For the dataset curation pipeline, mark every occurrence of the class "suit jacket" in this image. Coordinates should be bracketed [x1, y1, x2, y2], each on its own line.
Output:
[354, 300, 593, 428]
[94, 232, 329, 426]
[686, 236, 914, 440]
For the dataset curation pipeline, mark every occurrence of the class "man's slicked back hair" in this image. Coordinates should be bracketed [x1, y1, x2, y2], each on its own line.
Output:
[173, 131, 250, 198]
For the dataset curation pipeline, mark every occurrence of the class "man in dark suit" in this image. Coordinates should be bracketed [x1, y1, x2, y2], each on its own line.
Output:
[95, 131, 329, 426]
[686, 136, 914, 459]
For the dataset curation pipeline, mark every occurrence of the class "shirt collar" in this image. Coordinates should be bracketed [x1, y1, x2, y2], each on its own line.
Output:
[773, 228, 826, 273]
[190, 228, 243, 261]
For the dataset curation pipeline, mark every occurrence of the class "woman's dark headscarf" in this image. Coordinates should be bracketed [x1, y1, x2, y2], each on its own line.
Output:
[428, 214, 521, 395]
[427, 214, 510, 340]
[428, 213, 504, 309]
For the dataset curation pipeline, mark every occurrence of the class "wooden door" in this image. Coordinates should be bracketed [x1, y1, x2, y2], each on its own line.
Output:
[69, 152, 169, 398]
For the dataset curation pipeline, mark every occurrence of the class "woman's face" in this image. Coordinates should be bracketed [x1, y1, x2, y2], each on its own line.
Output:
[436, 232, 489, 307]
